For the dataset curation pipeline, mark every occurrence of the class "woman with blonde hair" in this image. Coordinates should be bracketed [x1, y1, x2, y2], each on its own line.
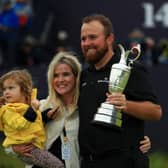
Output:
[36, 52, 81, 168]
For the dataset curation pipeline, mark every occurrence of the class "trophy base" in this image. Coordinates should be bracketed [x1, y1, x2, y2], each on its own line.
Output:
[92, 113, 122, 128]
[92, 102, 122, 129]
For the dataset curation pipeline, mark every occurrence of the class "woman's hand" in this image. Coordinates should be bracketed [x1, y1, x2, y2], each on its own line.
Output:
[12, 144, 34, 157]
[47, 107, 59, 119]
[139, 136, 151, 153]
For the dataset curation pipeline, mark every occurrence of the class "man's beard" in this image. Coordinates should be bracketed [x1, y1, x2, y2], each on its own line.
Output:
[84, 44, 108, 65]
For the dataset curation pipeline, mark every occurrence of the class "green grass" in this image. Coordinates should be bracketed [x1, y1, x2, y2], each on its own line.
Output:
[0, 142, 24, 168]
[1, 138, 168, 168]
[149, 152, 168, 168]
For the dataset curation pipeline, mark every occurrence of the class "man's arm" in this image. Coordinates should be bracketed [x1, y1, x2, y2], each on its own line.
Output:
[106, 92, 162, 120]
[125, 100, 162, 120]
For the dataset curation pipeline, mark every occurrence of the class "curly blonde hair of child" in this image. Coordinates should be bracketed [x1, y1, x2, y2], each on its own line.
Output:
[0, 69, 33, 105]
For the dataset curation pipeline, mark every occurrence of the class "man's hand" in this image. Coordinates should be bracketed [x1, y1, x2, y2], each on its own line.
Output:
[139, 136, 151, 153]
[106, 92, 127, 111]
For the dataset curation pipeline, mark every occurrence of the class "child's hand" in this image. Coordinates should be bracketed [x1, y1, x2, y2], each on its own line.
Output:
[47, 107, 59, 119]
[31, 99, 40, 111]
[0, 97, 6, 107]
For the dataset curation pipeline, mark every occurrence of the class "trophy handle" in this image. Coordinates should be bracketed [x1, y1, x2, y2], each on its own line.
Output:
[118, 43, 141, 66]
[130, 44, 141, 61]
[118, 44, 127, 65]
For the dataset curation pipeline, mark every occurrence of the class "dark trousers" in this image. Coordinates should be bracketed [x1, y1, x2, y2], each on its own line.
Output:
[81, 149, 149, 168]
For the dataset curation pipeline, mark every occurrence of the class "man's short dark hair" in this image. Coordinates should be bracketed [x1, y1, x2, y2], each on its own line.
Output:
[82, 14, 114, 37]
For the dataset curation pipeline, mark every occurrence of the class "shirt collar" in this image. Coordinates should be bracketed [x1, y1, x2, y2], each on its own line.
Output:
[88, 52, 120, 72]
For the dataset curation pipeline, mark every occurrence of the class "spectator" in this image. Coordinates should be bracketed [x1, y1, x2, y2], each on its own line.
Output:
[0, 0, 19, 67]
[13, 0, 33, 43]
[158, 38, 168, 64]
[16, 35, 41, 66]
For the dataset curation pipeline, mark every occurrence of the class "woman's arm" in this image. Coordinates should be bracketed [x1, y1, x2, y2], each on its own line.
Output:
[12, 144, 34, 157]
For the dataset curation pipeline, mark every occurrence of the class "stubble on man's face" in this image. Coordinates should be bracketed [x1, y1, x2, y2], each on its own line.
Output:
[84, 42, 108, 65]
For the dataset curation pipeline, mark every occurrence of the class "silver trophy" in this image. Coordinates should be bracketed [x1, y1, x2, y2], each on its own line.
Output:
[92, 44, 141, 128]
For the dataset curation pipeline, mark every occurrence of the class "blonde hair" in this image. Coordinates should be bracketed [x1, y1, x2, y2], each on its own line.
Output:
[46, 52, 81, 119]
[0, 69, 33, 105]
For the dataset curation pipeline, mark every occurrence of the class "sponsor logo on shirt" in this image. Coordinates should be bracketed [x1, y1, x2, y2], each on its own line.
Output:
[98, 77, 109, 83]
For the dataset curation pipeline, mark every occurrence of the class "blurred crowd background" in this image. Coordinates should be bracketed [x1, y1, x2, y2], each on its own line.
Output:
[0, 0, 168, 166]
[0, 0, 168, 68]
